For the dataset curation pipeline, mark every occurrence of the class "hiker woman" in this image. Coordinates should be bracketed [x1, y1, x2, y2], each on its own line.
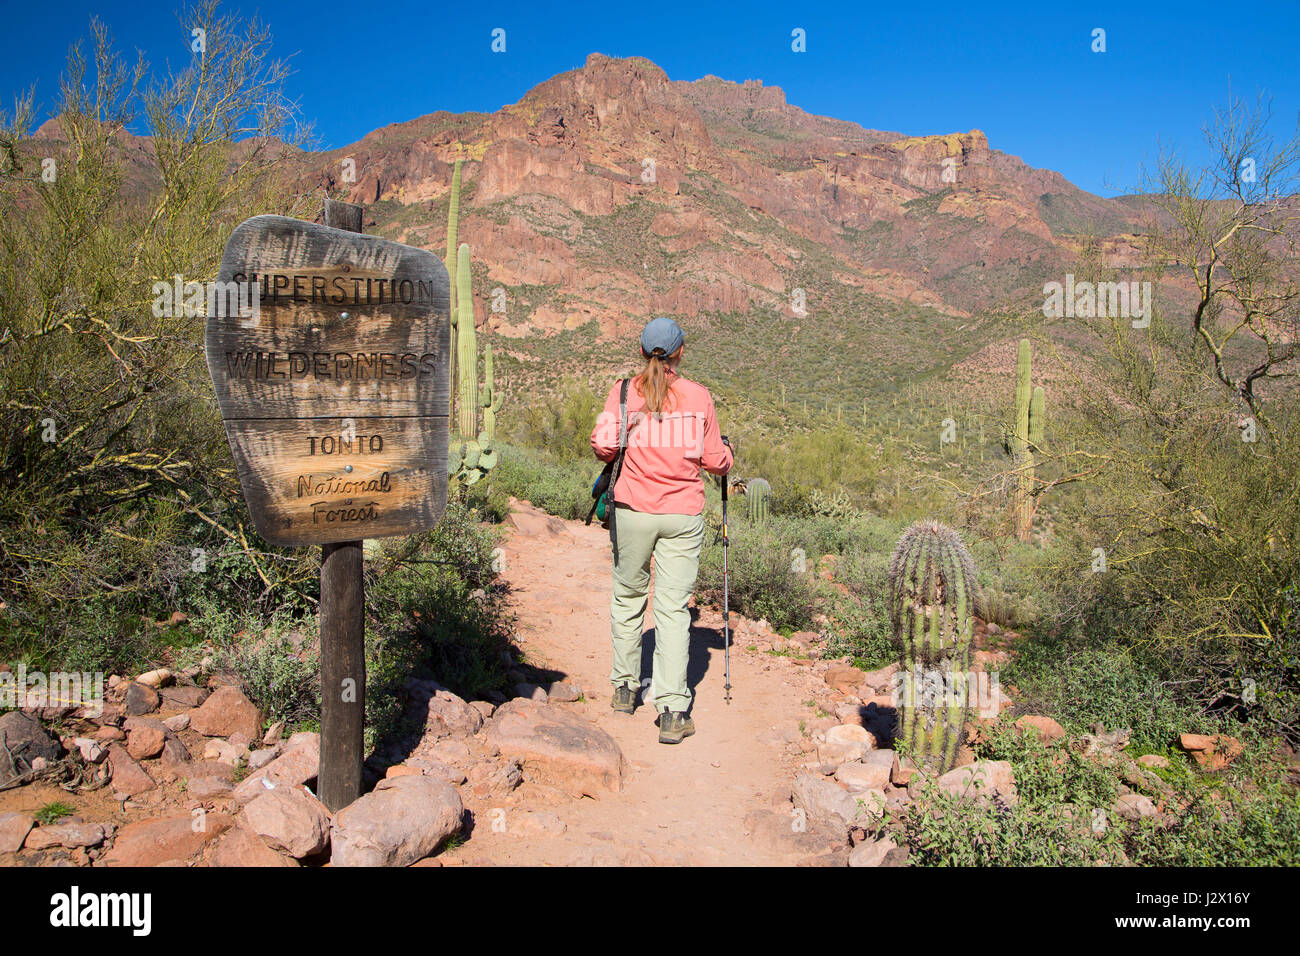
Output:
[590, 317, 733, 744]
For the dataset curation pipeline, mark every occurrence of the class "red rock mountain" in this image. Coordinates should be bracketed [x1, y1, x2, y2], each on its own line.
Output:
[301, 53, 1148, 351]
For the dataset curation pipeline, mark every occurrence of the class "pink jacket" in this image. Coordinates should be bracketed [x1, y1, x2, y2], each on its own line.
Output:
[590, 371, 733, 516]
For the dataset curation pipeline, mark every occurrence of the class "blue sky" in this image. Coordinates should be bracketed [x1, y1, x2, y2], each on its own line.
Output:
[2, 0, 1297, 196]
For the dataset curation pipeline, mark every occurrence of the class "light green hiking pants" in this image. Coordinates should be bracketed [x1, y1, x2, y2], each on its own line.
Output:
[609, 506, 705, 714]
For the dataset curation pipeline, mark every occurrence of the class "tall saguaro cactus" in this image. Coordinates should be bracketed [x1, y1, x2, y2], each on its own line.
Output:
[887, 519, 976, 774]
[455, 242, 477, 439]
[1013, 338, 1046, 542]
[747, 478, 771, 524]
[445, 158, 463, 420]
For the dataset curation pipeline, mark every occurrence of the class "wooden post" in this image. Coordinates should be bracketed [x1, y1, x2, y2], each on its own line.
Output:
[319, 198, 366, 812]
[205, 199, 450, 814]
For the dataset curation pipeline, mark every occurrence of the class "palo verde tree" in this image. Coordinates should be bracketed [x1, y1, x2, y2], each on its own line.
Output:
[0, 1, 313, 671]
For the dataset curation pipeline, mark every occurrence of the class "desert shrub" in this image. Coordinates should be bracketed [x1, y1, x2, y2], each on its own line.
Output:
[698, 521, 819, 632]
[1126, 774, 1300, 866]
[492, 443, 592, 521]
[504, 377, 605, 461]
[887, 776, 1130, 867]
[824, 591, 893, 668]
[0, 7, 315, 672]
[363, 501, 515, 747]
[1001, 632, 1220, 750]
[219, 630, 320, 728]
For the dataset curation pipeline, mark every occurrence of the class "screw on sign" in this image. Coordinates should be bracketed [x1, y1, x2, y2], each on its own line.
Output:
[204, 199, 450, 810]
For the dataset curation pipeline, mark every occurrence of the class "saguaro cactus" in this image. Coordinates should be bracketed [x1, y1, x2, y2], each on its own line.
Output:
[445, 158, 463, 418]
[887, 519, 976, 774]
[747, 478, 771, 524]
[455, 242, 477, 439]
[1012, 338, 1046, 541]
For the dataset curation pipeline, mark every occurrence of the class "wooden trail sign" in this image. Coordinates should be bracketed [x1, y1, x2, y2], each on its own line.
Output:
[205, 203, 450, 810]
[205, 213, 450, 546]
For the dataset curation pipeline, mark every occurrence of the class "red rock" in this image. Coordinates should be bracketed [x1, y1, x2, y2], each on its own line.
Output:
[210, 822, 299, 867]
[107, 744, 157, 798]
[99, 812, 232, 866]
[823, 663, 862, 695]
[485, 699, 626, 797]
[330, 775, 463, 867]
[1014, 715, 1066, 743]
[0, 812, 34, 853]
[23, 821, 109, 850]
[232, 734, 319, 804]
[1179, 734, 1242, 771]
[242, 787, 331, 858]
[189, 685, 261, 740]
[127, 725, 166, 760]
[890, 753, 917, 786]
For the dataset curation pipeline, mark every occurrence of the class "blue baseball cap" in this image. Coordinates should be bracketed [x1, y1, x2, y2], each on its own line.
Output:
[640, 316, 684, 358]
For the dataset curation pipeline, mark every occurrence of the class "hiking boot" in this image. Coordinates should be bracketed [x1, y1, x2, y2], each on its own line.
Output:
[610, 684, 637, 714]
[658, 711, 696, 744]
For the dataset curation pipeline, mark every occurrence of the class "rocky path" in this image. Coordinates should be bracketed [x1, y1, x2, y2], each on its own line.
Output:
[448, 500, 835, 866]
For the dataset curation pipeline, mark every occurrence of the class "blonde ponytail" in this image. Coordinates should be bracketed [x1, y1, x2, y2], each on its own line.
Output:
[634, 347, 681, 414]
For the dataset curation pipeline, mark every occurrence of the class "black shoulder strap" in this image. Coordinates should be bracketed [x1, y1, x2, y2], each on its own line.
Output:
[609, 379, 630, 561]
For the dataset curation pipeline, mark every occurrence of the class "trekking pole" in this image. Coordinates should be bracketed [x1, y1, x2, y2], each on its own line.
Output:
[720, 437, 733, 704]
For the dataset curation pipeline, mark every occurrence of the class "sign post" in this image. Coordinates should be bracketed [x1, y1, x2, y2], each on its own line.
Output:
[205, 200, 450, 810]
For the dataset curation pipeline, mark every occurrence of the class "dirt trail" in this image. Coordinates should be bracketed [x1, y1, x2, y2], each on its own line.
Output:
[451, 500, 832, 866]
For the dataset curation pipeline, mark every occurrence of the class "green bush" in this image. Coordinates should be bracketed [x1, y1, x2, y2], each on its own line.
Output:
[363, 501, 515, 749]
[219, 630, 320, 729]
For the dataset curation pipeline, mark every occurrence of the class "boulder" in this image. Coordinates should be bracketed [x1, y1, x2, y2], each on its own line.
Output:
[126, 724, 166, 761]
[1014, 715, 1066, 743]
[468, 757, 523, 797]
[484, 699, 626, 797]
[891, 753, 918, 786]
[23, 821, 109, 850]
[1136, 754, 1170, 770]
[836, 759, 892, 792]
[187, 775, 234, 799]
[73, 737, 108, 764]
[242, 786, 331, 859]
[107, 744, 157, 798]
[248, 746, 281, 771]
[0, 812, 35, 853]
[99, 813, 232, 866]
[936, 760, 1018, 806]
[817, 739, 870, 767]
[162, 713, 191, 733]
[122, 681, 161, 716]
[792, 773, 883, 836]
[0, 711, 63, 781]
[1113, 792, 1159, 821]
[158, 685, 208, 709]
[408, 685, 484, 738]
[210, 822, 299, 867]
[547, 682, 583, 703]
[823, 663, 862, 695]
[330, 775, 463, 867]
[135, 668, 174, 689]
[848, 835, 897, 868]
[189, 685, 261, 741]
[232, 733, 319, 804]
[1178, 733, 1243, 771]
